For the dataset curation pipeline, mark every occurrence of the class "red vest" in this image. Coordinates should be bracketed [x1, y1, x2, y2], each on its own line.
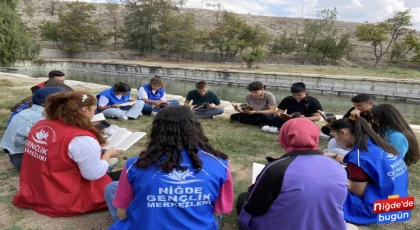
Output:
[13, 119, 112, 217]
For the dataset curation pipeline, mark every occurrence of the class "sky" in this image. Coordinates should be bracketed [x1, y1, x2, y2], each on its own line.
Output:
[81, 0, 420, 29]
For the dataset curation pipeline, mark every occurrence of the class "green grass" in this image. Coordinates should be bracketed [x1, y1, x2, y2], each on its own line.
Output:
[0, 77, 419, 229]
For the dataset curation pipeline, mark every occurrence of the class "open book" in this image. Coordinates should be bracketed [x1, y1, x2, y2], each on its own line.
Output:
[152, 102, 168, 108]
[252, 162, 265, 184]
[103, 129, 147, 151]
[318, 110, 337, 123]
[232, 103, 254, 112]
[120, 101, 137, 107]
[90, 113, 106, 123]
[279, 112, 301, 120]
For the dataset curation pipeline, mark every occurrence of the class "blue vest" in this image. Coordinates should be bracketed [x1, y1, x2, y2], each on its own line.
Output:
[109, 149, 228, 230]
[96, 87, 130, 106]
[343, 139, 409, 225]
[140, 84, 165, 101]
[7, 101, 30, 126]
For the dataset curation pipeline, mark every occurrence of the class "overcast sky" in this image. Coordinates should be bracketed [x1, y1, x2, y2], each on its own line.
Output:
[82, 0, 420, 29]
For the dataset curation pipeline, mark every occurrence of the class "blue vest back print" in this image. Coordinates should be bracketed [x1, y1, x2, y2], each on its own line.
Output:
[97, 87, 130, 106]
[141, 84, 165, 100]
[343, 139, 409, 225]
[110, 149, 228, 230]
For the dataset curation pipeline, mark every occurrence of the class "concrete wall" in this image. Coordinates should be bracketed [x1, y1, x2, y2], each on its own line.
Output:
[25, 60, 420, 103]
[40, 48, 126, 60]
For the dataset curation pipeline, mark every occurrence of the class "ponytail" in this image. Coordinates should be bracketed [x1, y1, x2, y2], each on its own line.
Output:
[44, 91, 106, 145]
[331, 115, 398, 155]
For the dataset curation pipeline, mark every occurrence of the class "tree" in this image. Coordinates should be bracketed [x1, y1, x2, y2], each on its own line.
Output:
[39, 2, 109, 53]
[327, 33, 353, 65]
[104, 0, 123, 50]
[355, 10, 412, 67]
[158, 12, 197, 62]
[0, 0, 40, 66]
[122, 0, 181, 54]
[206, 2, 225, 24]
[298, 8, 338, 64]
[22, 0, 36, 18]
[270, 31, 296, 64]
[46, 0, 59, 16]
[241, 46, 266, 68]
[39, 21, 64, 49]
[388, 41, 408, 66]
[207, 12, 269, 62]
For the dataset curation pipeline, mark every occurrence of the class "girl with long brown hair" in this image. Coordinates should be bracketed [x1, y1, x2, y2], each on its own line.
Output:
[13, 91, 120, 217]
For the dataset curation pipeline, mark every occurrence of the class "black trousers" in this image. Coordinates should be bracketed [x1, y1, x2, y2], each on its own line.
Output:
[8, 152, 23, 171]
[230, 113, 273, 126]
[267, 117, 287, 128]
[236, 192, 249, 214]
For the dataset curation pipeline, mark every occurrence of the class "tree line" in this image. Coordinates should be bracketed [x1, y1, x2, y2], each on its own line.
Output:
[2, 0, 420, 68]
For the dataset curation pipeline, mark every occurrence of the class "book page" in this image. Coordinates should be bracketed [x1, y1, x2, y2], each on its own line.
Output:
[115, 132, 147, 151]
[103, 129, 133, 149]
[120, 101, 137, 107]
[252, 162, 265, 184]
[90, 113, 106, 123]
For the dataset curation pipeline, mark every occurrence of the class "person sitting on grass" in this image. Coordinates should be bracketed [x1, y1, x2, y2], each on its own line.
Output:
[230, 81, 276, 126]
[97, 82, 144, 121]
[325, 115, 409, 225]
[104, 106, 233, 229]
[371, 104, 420, 165]
[0, 88, 66, 170]
[323, 93, 375, 157]
[237, 118, 348, 230]
[13, 91, 121, 217]
[137, 76, 179, 115]
[264, 82, 322, 132]
[184, 81, 224, 119]
[30, 70, 66, 93]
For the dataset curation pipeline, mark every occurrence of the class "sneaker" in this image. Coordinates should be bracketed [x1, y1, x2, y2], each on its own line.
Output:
[118, 115, 128, 121]
[262, 125, 271, 132]
[261, 126, 279, 133]
[109, 157, 118, 166]
[151, 111, 158, 117]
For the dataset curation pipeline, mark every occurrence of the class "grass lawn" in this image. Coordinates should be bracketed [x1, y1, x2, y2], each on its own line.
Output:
[53, 58, 420, 80]
[0, 77, 419, 229]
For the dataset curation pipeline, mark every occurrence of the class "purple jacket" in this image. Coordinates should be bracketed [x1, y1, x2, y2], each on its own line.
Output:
[239, 150, 348, 230]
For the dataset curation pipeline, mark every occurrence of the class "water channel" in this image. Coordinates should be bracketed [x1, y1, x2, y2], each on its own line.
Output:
[10, 68, 420, 125]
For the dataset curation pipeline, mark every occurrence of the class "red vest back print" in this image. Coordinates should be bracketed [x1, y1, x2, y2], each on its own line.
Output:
[13, 119, 112, 217]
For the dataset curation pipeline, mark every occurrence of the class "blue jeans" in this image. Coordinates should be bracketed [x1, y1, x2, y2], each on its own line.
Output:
[142, 99, 180, 114]
[102, 100, 145, 119]
[104, 181, 223, 228]
[105, 181, 120, 223]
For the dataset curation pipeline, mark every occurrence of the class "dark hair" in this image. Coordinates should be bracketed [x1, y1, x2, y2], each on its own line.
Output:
[291, 82, 306, 93]
[136, 106, 228, 172]
[247, 81, 264, 91]
[330, 115, 398, 154]
[114, 82, 131, 93]
[10, 96, 32, 112]
[150, 76, 164, 87]
[371, 104, 420, 166]
[44, 79, 73, 91]
[196, 81, 207, 90]
[48, 70, 65, 79]
[351, 93, 372, 103]
[44, 91, 106, 145]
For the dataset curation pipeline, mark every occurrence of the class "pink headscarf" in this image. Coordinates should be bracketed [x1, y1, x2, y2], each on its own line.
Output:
[278, 118, 320, 153]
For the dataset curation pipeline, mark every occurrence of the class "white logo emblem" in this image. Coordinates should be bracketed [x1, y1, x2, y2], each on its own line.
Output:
[159, 168, 204, 185]
[33, 129, 49, 145]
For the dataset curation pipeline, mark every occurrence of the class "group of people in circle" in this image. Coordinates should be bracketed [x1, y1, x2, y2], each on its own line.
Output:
[0, 69, 419, 229]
